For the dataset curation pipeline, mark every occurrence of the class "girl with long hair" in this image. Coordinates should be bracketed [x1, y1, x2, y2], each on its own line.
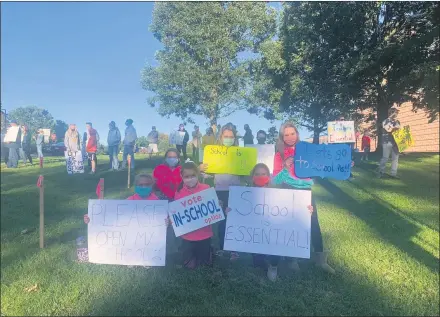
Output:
[272, 121, 335, 274]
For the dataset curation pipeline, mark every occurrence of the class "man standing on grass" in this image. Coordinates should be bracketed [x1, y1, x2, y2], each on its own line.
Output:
[107, 121, 121, 171]
[86, 122, 99, 175]
[4, 120, 21, 168]
[122, 119, 137, 171]
[378, 107, 401, 179]
[337, 116, 355, 179]
[147, 126, 159, 159]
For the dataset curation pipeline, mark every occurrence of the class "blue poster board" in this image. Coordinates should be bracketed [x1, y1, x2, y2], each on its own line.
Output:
[294, 141, 352, 180]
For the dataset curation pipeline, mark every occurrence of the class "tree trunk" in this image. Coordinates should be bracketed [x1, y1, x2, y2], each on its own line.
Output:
[313, 118, 320, 144]
[375, 101, 389, 155]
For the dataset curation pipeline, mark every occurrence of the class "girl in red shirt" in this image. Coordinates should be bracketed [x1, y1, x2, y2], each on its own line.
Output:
[361, 131, 371, 161]
[153, 148, 182, 201]
[169, 162, 213, 269]
[272, 122, 335, 274]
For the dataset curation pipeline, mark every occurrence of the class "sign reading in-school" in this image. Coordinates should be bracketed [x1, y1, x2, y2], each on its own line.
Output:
[294, 141, 351, 180]
[327, 121, 355, 143]
[168, 188, 224, 237]
[224, 186, 311, 259]
[203, 145, 257, 175]
[87, 199, 168, 266]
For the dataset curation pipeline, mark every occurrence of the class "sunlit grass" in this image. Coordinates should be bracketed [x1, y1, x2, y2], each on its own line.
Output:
[1, 153, 439, 316]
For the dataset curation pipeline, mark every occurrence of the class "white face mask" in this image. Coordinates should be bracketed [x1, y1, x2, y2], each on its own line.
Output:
[183, 176, 198, 188]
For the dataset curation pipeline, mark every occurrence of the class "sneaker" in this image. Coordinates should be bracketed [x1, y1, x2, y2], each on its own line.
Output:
[89, 171, 95, 175]
[215, 250, 225, 257]
[390, 174, 400, 179]
[267, 265, 278, 282]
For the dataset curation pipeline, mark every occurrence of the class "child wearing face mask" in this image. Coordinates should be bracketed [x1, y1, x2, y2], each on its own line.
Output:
[200, 122, 241, 261]
[83, 173, 157, 267]
[169, 162, 213, 269]
[272, 122, 335, 274]
[226, 163, 313, 281]
[153, 148, 182, 201]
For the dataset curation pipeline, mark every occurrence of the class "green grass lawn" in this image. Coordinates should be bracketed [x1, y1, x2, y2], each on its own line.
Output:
[1, 153, 439, 316]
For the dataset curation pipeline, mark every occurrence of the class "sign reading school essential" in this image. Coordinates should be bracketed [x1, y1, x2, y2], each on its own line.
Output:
[294, 141, 351, 180]
[246, 144, 275, 174]
[327, 121, 355, 143]
[3, 126, 19, 143]
[224, 186, 311, 259]
[203, 145, 257, 175]
[168, 188, 224, 237]
[87, 199, 168, 266]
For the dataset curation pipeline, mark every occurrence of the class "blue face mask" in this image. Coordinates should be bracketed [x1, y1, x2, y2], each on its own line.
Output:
[165, 157, 179, 167]
[223, 138, 235, 147]
[135, 186, 153, 198]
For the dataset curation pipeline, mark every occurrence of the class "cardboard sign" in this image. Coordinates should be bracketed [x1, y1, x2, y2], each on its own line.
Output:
[42, 129, 51, 144]
[87, 199, 168, 266]
[168, 188, 224, 237]
[169, 130, 185, 146]
[224, 186, 311, 259]
[3, 126, 19, 143]
[65, 151, 84, 174]
[203, 145, 257, 175]
[327, 121, 355, 143]
[294, 141, 351, 180]
[246, 144, 275, 174]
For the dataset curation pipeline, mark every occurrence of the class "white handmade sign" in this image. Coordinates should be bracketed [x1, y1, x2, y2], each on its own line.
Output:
[87, 199, 168, 266]
[65, 151, 84, 174]
[168, 188, 224, 237]
[224, 186, 312, 259]
[327, 121, 355, 143]
[246, 144, 275, 174]
[3, 126, 19, 143]
[169, 131, 185, 146]
[42, 129, 51, 143]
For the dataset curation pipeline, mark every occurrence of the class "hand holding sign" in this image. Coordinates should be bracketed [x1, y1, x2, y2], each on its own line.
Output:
[294, 141, 352, 180]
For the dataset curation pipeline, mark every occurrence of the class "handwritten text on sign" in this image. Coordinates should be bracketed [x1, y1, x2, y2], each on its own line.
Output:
[87, 199, 168, 266]
[246, 144, 275, 174]
[294, 141, 352, 180]
[224, 186, 311, 259]
[168, 188, 224, 237]
[203, 145, 257, 175]
[327, 121, 355, 143]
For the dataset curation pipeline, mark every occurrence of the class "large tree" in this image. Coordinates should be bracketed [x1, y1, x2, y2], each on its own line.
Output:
[248, 2, 373, 143]
[54, 120, 68, 141]
[8, 106, 54, 134]
[141, 2, 276, 132]
[348, 2, 439, 148]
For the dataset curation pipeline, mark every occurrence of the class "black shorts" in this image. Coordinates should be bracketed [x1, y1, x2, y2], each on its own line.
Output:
[87, 152, 97, 161]
[181, 238, 212, 269]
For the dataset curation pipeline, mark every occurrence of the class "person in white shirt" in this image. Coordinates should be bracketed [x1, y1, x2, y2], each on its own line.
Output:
[378, 107, 401, 178]
[122, 119, 137, 171]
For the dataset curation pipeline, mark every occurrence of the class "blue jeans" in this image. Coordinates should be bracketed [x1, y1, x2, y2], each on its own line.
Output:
[122, 145, 135, 170]
[37, 144, 43, 158]
[108, 145, 119, 170]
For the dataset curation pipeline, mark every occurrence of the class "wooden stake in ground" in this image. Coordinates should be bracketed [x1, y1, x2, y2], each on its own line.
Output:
[36, 175, 44, 249]
[127, 154, 131, 188]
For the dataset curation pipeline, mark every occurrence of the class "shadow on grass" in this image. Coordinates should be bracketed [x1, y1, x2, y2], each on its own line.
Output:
[318, 178, 439, 274]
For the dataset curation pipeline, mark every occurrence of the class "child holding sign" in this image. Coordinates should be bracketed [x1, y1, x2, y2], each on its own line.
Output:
[273, 122, 335, 274]
[83, 173, 158, 267]
[169, 162, 213, 269]
[200, 123, 241, 261]
[226, 163, 313, 281]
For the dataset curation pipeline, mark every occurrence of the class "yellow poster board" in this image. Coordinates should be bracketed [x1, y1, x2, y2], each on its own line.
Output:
[203, 145, 258, 175]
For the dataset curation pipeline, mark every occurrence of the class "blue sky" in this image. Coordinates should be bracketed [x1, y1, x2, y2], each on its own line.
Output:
[1, 2, 308, 144]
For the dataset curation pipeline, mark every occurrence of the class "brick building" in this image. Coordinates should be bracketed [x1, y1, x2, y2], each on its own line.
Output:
[354, 102, 439, 153]
[304, 102, 439, 153]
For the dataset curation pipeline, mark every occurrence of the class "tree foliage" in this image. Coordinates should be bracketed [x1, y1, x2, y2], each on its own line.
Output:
[137, 136, 149, 147]
[54, 120, 68, 141]
[142, 2, 277, 127]
[9, 106, 55, 134]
